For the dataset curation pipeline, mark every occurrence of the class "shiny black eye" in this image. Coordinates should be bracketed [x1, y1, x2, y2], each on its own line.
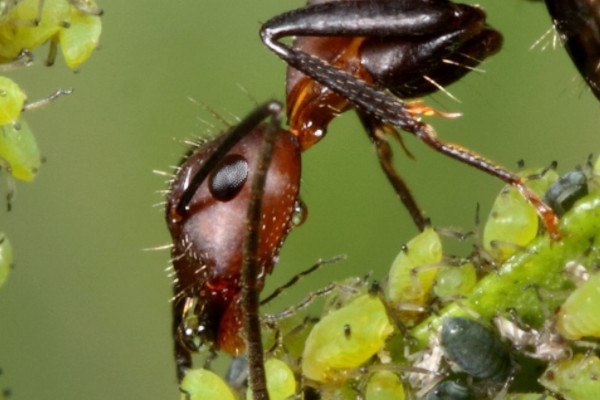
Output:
[208, 154, 248, 201]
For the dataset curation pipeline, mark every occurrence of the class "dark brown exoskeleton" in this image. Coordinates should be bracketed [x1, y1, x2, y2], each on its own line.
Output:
[165, 102, 301, 390]
[261, 0, 560, 236]
[544, 0, 600, 101]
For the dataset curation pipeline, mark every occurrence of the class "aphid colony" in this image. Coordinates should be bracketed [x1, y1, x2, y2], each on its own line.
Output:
[0, 0, 102, 287]
[178, 157, 600, 400]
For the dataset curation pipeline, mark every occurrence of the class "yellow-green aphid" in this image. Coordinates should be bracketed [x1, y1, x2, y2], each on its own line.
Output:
[0, 76, 25, 125]
[302, 294, 393, 383]
[0, 0, 101, 69]
[365, 370, 405, 400]
[386, 227, 442, 308]
[247, 359, 295, 400]
[0, 0, 69, 61]
[0, 117, 40, 181]
[556, 271, 600, 340]
[412, 190, 600, 349]
[179, 368, 237, 400]
[432, 262, 477, 300]
[58, 0, 101, 69]
[0, 232, 12, 287]
[539, 354, 600, 400]
[483, 168, 558, 262]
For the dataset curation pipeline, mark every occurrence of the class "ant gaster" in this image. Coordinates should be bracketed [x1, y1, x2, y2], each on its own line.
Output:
[261, 0, 560, 236]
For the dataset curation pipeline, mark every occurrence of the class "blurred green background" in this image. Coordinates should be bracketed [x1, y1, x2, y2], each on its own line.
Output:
[0, 0, 597, 399]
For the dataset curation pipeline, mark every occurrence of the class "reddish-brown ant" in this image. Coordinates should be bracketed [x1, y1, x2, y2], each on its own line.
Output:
[544, 0, 600, 101]
[165, 101, 301, 398]
[166, 0, 570, 398]
[260, 0, 559, 236]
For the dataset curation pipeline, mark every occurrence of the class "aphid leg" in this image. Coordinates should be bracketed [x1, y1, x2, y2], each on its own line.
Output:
[0, 50, 34, 73]
[242, 102, 285, 400]
[358, 112, 428, 230]
[261, 31, 560, 238]
[45, 40, 58, 67]
[201, 349, 218, 369]
[260, 255, 346, 306]
[66, 0, 103, 16]
[22, 89, 72, 112]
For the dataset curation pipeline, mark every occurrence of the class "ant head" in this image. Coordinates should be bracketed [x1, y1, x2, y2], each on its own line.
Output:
[166, 103, 302, 355]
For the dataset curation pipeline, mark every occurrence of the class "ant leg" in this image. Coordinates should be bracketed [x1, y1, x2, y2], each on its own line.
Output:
[0, 50, 34, 73]
[242, 104, 285, 400]
[358, 112, 428, 231]
[260, 255, 346, 306]
[260, 37, 559, 238]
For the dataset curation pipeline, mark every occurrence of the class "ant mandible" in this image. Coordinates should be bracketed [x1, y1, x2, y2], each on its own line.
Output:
[260, 0, 560, 236]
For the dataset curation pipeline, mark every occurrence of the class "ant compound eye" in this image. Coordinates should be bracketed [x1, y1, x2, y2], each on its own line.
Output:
[208, 154, 249, 201]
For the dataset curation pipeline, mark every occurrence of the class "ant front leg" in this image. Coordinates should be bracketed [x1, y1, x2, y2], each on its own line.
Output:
[261, 0, 559, 237]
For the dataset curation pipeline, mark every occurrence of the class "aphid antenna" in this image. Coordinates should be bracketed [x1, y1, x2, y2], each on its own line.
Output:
[22, 88, 73, 112]
[260, 254, 347, 306]
[434, 226, 474, 242]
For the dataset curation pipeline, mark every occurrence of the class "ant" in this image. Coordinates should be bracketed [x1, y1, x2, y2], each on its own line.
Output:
[167, 0, 575, 398]
[544, 0, 600, 101]
[260, 0, 560, 237]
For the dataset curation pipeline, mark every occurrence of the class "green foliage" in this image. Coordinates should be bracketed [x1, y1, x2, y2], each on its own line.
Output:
[202, 157, 600, 399]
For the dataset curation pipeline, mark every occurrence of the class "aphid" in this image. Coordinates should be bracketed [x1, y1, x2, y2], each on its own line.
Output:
[0, 232, 12, 288]
[555, 270, 600, 340]
[543, 170, 589, 217]
[386, 226, 442, 322]
[225, 355, 248, 391]
[422, 380, 474, 400]
[179, 368, 237, 400]
[301, 293, 393, 383]
[365, 370, 406, 400]
[432, 262, 477, 300]
[246, 358, 296, 400]
[440, 317, 511, 382]
[0, 117, 41, 182]
[482, 167, 558, 262]
[0, 0, 102, 69]
[544, 0, 600, 101]
[0, 76, 25, 125]
[166, 101, 301, 385]
[412, 189, 600, 348]
[261, 0, 560, 237]
[539, 354, 600, 400]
